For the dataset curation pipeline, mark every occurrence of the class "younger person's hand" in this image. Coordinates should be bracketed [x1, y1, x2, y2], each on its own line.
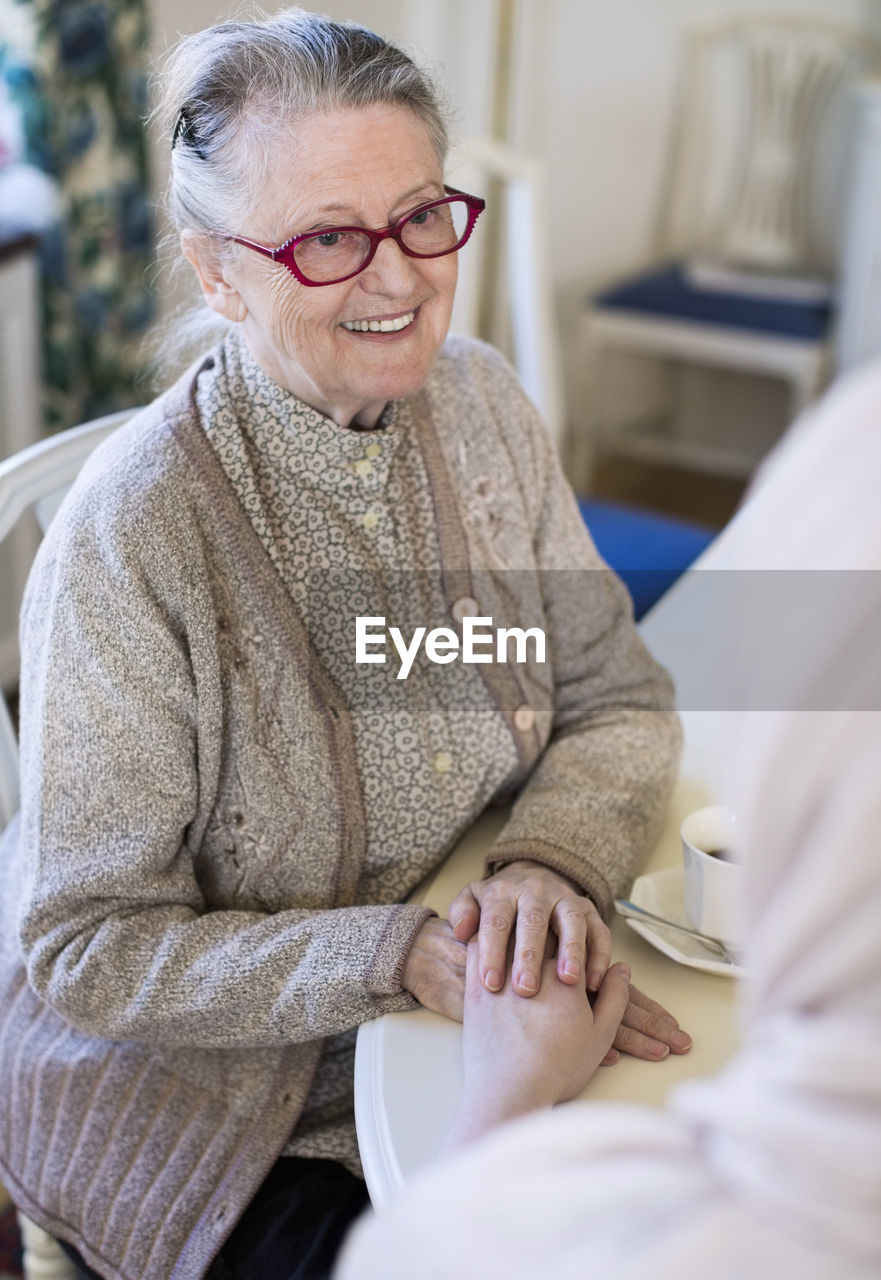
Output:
[442, 939, 631, 1150]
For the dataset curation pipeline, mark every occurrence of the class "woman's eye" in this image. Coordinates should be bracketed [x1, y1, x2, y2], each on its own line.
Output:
[315, 231, 343, 247]
[407, 209, 432, 227]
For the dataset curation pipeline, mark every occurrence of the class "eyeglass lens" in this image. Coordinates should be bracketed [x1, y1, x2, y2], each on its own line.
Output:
[293, 198, 471, 283]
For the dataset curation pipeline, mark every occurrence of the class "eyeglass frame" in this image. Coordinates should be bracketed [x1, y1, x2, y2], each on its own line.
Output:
[224, 185, 486, 287]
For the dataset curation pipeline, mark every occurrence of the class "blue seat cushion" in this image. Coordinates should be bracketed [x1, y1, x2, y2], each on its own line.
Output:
[593, 262, 831, 341]
[577, 495, 715, 620]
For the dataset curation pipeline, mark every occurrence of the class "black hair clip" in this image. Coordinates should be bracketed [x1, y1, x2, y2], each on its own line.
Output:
[172, 109, 206, 159]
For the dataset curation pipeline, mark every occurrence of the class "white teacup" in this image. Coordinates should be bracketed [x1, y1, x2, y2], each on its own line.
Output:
[680, 804, 743, 946]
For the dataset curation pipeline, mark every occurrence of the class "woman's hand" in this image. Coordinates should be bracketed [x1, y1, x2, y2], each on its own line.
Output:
[448, 859, 612, 995]
[447, 860, 693, 1058]
[442, 940, 632, 1150]
[402, 917, 468, 1020]
[611, 983, 692, 1063]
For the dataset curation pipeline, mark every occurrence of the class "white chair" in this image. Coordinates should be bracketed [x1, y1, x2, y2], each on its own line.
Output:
[576, 12, 880, 486]
[0, 408, 136, 1279]
[445, 133, 567, 452]
[836, 78, 881, 374]
[0, 238, 42, 689]
[445, 134, 718, 620]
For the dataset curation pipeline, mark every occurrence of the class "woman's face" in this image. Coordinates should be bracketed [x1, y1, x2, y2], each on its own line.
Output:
[201, 103, 458, 429]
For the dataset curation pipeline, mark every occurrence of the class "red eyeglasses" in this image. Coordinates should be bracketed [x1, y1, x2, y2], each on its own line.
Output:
[226, 185, 485, 287]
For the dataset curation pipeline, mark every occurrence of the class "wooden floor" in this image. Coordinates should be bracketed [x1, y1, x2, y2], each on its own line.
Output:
[586, 456, 748, 530]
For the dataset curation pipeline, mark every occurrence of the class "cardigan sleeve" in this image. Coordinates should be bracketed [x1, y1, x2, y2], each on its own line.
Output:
[16, 449, 432, 1050]
[483, 373, 682, 918]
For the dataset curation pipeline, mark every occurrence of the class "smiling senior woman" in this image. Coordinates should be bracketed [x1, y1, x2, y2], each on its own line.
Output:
[0, 9, 685, 1280]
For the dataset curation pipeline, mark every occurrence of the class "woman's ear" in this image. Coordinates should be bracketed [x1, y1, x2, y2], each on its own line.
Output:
[180, 230, 248, 323]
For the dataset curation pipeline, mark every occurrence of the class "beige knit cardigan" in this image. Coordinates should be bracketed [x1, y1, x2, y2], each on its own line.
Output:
[0, 336, 680, 1279]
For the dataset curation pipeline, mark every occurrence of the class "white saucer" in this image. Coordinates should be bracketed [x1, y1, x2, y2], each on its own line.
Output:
[618, 867, 747, 979]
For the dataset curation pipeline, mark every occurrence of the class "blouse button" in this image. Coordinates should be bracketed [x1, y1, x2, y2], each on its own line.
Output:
[451, 596, 479, 623]
[361, 509, 380, 532]
[364, 442, 382, 459]
[353, 459, 373, 479]
[513, 704, 535, 733]
[433, 751, 453, 775]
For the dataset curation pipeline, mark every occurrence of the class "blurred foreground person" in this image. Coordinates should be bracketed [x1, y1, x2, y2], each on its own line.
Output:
[338, 360, 881, 1280]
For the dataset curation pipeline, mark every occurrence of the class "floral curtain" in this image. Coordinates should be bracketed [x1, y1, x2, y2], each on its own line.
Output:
[0, 0, 155, 430]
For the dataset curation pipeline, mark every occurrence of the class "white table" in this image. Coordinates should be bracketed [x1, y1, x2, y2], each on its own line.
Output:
[355, 709, 741, 1206]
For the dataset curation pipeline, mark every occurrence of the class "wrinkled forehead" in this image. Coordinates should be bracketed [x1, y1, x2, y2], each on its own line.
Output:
[239, 103, 446, 236]
[239, 96, 446, 174]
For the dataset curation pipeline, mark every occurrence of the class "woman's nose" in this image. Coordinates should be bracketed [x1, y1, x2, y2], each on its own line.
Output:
[359, 234, 419, 296]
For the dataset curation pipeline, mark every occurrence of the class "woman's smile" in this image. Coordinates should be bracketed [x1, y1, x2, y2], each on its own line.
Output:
[340, 307, 417, 335]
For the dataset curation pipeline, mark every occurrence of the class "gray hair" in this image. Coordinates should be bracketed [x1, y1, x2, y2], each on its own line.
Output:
[157, 6, 450, 242]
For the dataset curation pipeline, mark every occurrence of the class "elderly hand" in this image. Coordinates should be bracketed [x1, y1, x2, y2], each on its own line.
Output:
[610, 983, 692, 1063]
[442, 940, 632, 1149]
[447, 859, 692, 1060]
[402, 917, 468, 1020]
[448, 859, 612, 995]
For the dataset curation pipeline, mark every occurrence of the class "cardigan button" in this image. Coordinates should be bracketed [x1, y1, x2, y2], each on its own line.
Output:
[433, 751, 453, 775]
[513, 704, 535, 733]
[451, 596, 479, 623]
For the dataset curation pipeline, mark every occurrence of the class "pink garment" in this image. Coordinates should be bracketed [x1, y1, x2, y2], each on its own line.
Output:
[337, 361, 881, 1278]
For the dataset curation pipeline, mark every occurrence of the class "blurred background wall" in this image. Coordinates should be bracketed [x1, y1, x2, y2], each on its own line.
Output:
[148, 0, 880, 465]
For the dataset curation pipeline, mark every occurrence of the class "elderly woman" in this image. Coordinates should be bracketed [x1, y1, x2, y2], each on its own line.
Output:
[0, 10, 685, 1280]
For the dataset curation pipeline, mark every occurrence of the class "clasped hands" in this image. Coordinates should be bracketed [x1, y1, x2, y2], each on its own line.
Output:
[402, 859, 692, 1067]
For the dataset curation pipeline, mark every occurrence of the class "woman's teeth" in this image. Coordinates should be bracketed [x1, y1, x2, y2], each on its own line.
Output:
[341, 311, 415, 333]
